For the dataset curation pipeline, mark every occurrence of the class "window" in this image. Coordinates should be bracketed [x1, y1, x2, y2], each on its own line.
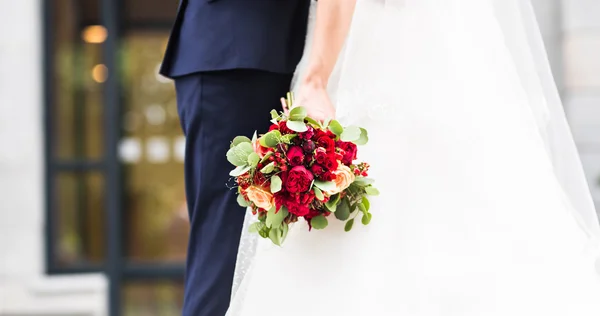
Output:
[44, 0, 186, 314]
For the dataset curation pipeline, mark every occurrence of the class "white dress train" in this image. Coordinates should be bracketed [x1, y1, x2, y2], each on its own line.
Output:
[227, 1, 600, 315]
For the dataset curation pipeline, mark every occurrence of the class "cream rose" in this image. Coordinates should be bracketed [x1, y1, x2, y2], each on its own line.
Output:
[245, 186, 274, 210]
[325, 164, 356, 195]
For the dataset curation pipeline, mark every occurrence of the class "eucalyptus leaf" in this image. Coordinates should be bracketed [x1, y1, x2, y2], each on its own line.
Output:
[310, 215, 328, 230]
[305, 116, 322, 128]
[358, 202, 367, 214]
[365, 186, 380, 196]
[259, 130, 281, 148]
[231, 136, 251, 148]
[340, 126, 362, 142]
[269, 228, 283, 246]
[260, 161, 275, 174]
[344, 219, 355, 232]
[286, 120, 308, 133]
[260, 152, 273, 163]
[270, 109, 280, 120]
[226, 142, 253, 167]
[314, 181, 336, 192]
[334, 199, 351, 221]
[328, 120, 343, 136]
[266, 206, 288, 229]
[281, 134, 297, 144]
[361, 213, 372, 225]
[230, 165, 251, 177]
[281, 223, 289, 243]
[313, 187, 324, 201]
[362, 196, 371, 212]
[237, 194, 251, 207]
[270, 175, 282, 193]
[354, 128, 369, 145]
[289, 106, 307, 121]
[249, 222, 265, 233]
[247, 152, 260, 167]
[325, 194, 340, 212]
[354, 177, 375, 186]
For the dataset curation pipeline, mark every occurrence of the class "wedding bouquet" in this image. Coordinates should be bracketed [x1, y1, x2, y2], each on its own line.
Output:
[227, 93, 378, 245]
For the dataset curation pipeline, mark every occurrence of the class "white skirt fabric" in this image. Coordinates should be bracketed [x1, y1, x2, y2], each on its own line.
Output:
[227, 1, 600, 315]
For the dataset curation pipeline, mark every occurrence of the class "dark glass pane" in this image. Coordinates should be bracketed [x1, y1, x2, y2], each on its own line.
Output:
[121, 31, 188, 263]
[123, 281, 184, 316]
[125, 0, 178, 26]
[52, 0, 104, 159]
[54, 172, 105, 266]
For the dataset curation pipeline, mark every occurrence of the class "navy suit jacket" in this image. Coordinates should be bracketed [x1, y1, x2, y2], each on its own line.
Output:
[160, 0, 311, 78]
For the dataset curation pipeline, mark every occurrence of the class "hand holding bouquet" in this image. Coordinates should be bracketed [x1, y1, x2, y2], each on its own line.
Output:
[227, 94, 378, 245]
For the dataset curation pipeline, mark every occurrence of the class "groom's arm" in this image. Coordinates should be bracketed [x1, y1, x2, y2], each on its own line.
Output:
[302, 0, 357, 88]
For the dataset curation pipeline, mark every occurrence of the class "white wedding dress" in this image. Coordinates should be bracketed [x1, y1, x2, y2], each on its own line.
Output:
[227, 0, 600, 315]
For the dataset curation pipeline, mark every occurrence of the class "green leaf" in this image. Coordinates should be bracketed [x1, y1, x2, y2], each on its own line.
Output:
[310, 215, 328, 230]
[313, 187, 324, 201]
[231, 136, 251, 148]
[281, 134, 297, 144]
[313, 181, 336, 192]
[362, 196, 371, 212]
[230, 165, 251, 177]
[270, 175, 282, 193]
[260, 161, 275, 174]
[269, 227, 283, 246]
[340, 126, 362, 142]
[270, 109, 280, 120]
[258, 227, 269, 239]
[289, 106, 307, 121]
[266, 206, 288, 229]
[365, 186, 380, 196]
[358, 202, 367, 214]
[354, 128, 369, 145]
[286, 120, 308, 133]
[249, 222, 265, 233]
[361, 213, 372, 225]
[247, 152, 260, 167]
[328, 120, 343, 136]
[354, 177, 375, 186]
[334, 199, 351, 221]
[226, 142, 254, 167]
[281, 223, 289, 243]
[325, 194, 340, 212]
[305, 116, 322, 128]
[260, 151, 273, 163]
[259, 130, 281, 148]
[344, 219, 355, 232]
[237, 194, 251, 207]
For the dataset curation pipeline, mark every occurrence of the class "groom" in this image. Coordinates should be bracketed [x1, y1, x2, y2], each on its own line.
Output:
[160, 0, 310, 315]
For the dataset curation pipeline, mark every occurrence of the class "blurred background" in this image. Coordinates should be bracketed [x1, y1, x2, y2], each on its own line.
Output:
[0, 0, 599, 315]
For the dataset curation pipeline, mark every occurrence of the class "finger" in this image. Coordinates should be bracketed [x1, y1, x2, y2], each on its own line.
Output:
[280, 98, 290, 115]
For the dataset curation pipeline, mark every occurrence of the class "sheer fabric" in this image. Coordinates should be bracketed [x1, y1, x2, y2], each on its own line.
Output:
[227, 1, 600, 315]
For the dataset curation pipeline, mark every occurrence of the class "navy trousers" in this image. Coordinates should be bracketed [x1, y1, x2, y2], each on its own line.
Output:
[174, 70, 293, 316]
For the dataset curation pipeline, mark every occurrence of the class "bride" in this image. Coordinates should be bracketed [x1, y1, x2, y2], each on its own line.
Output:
[227, 0, 600, 315]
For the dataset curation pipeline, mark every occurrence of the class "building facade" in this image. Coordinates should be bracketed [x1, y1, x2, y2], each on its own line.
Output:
[0, 0, 599, 315]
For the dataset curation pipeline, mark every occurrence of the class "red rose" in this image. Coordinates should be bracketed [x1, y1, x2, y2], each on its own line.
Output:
[323, 156, 339, 172]
[285, 165, 314, 193]
[315, 134, 335, 152]
[287, 146, 305, 166]
[278, 121, 294, 134]
[315, 147, 328, 164]
[322, 171, 336, 181]
[337, 141, 358, 165]
[310, 164, 326, 177]
[286, 202, 310, 217]
[269, 124, 279, 131]
[300, 126, 315, 140]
